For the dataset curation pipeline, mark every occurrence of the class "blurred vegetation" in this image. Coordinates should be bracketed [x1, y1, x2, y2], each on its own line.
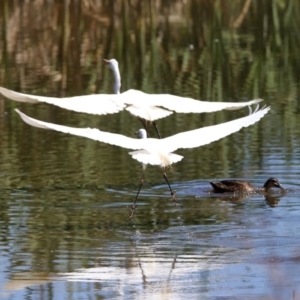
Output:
[0, 0, 299, 188]
[0, 0, 299, 184]
[0, 0, 299, 100]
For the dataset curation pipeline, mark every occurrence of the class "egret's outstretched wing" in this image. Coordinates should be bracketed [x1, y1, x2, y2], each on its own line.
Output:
[2, 86, 263, 120]
[121, 89, 263, 113]
[160, 106, 270, 153]
[15, 109, 144, 150]
[0, 87, 125, 115]
[16, 105, 270, 157]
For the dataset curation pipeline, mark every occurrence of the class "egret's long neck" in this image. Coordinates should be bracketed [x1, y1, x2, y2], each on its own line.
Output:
[112, 66, 121, 94]
[140, 134, 147, 140]
[139, 131, 148, 139]
[136, 129, 148, 139]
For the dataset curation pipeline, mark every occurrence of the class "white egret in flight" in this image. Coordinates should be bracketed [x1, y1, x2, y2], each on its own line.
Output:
[15, 106, 270, 218]
[0, 59, 263, 138]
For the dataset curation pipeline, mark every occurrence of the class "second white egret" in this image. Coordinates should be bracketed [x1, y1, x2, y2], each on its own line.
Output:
[0, 59, 263, 138]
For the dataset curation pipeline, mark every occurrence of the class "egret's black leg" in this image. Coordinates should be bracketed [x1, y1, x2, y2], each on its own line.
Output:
[138, 118, 161, 139]
[153, 121, 162, 139]
[163, 171, 176, 202]
[129, 171, 145, 220]
[138, 118, 150, 137]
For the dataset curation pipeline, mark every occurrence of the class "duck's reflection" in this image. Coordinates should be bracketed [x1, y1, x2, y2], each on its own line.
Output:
[264, 194, 282, 207]
[206, 190, 287, 208]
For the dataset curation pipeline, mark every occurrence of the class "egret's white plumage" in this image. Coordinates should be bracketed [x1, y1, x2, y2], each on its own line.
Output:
[0, 59, 263, 122]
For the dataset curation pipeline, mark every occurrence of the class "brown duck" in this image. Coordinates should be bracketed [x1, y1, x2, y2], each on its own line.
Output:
[210, 177, 285, 193]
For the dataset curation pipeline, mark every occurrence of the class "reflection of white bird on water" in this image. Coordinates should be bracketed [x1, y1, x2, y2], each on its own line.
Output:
[15, 106, 270, 218]
[0, 59, 263, 138]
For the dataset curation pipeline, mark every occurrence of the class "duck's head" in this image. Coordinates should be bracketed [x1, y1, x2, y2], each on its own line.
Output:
[263, 178, 285, 191]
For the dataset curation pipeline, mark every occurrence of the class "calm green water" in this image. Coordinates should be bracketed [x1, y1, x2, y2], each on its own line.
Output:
[1, 1, 300, 299]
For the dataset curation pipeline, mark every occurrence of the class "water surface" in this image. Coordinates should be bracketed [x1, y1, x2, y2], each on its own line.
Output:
[0, 1, 300, 299]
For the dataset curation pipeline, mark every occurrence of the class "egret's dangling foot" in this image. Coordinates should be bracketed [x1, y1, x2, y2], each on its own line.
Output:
[163, 171, 176, 203]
